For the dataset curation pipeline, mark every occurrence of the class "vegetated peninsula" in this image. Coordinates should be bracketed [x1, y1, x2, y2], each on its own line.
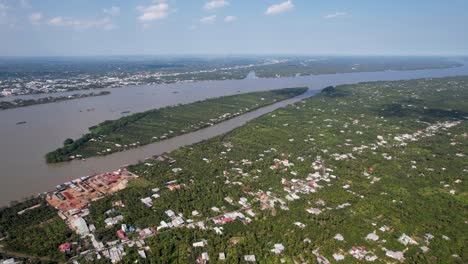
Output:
[1, 76, 466, 263]
[0, 91, 110, 110]
[45, 87, 307, 163]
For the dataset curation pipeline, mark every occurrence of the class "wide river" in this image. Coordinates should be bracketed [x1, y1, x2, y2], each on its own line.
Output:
[1, 65, 468, 206]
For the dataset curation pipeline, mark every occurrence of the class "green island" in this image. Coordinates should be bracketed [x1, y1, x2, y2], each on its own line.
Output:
[45, 87, 308, 163]
[0, 91, 111, 111]
[1, 76, 467, 263]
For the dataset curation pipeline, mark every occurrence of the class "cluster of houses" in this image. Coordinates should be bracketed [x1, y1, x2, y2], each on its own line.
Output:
[192, 240, 258, 264]
[48, 91, 464, 264]
[67, 201, 155, 263]
[46, 169, 137, 232]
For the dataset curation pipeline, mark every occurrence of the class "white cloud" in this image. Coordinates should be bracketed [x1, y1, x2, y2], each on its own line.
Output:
[266, 0, 294, 15]
[29, 12, 42, 24]
[137, 0, 169, 22]
[324, 12, 346, 19]
[200, 15, 216, 24]
[48, 16, 69, 26]
[103, 6, 120, 17]
[224, 15, 236, 22]
[204, 0, 229, 10]
[48, 16, 116, 30]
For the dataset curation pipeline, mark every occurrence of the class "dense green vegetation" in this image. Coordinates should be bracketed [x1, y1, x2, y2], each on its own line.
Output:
[252, 57, 461, 78]
[45, 87, 307, 163]
[0, 91, 110, 110]
[2, 76, 467, 263]
[0, 197, 77, 262]
[81, 76, 467, 263]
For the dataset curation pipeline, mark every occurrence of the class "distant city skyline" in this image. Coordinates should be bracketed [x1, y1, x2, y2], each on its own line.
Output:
[0, 0, 467, 56]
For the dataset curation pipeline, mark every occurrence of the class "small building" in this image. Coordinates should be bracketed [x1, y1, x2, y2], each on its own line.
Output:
[386, 250, 405, 261]
[138, 250, 147, 259]
[72, 217, 89, 236]
[365, 232, 379, 241]
[193, 240, 207, 247]
[333, 253, 345, 261]
[219, 252, 226, 260]
[244, 255, 256, 262]
[271, 243, 285, 255]
[334, 234, 344, 241]
[58, 242, 71, 253]
[398, 233, 418, 246]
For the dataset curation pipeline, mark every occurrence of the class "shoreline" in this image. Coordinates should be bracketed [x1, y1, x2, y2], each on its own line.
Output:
[1, 89, 318, 207]
[0, 91, 111, 111]
[0, 64, 467, 207]
[0, 62, 463, 104]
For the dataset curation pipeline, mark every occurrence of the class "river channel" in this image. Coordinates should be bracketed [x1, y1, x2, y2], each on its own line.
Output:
[1, 65, 467, 205]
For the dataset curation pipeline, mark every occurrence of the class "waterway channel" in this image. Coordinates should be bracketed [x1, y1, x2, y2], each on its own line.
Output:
[1, 65, 467, 205]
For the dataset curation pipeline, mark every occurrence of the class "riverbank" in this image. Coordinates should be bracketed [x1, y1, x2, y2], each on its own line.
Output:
[45, 87, 307, 163]
[1, 56, 461, 102]
[1, 64, 468, 207]
[0, 91, 110, 111]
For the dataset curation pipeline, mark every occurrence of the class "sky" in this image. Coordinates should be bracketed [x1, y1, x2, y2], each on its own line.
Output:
[0, 0, 467, 56]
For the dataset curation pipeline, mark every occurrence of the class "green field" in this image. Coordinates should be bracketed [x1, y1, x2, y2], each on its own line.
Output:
[45, 87, 307, 163]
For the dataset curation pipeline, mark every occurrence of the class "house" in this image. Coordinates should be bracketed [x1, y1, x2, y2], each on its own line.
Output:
[365, 232, 379, 241]
[58, 242, 72, 253]
[72, 217, 89, 236]
[167, 184, 181, 191]
[306, 208, 322, 215]
[165, 210, 176, 218]
[224, 197, 234, 204]
[172, 216, 184, 227]
[349, 246, 368, 260]
[141, 197, 153, 207]
[294, 222, 306, 228]
[398, 233, 418, 246]
[0, 258, 20, 264]
[334, 234, 344, 241]
[193, 240, 207, 247]
[105, 215, 124, 226]
[214, 227, 223, 235]
[219, 252, 226, 260]
[244, 255, 256, 262]
[109, 246, 124, 263]
[246, 209, 256, 217]
[333, 253, 345, 261]
[140, 228, 153, 238]
[271, 243, 285, 255]
[385, 250, 405, 261]
[197, 252, 209, 264]
[116, 230, 129, 241]
[138, 250, 147, 258]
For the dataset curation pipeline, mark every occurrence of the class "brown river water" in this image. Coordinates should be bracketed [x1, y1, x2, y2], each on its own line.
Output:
[1, 65, 468, 205]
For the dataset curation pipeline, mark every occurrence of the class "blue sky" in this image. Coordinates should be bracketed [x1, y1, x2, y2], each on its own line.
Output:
[0, 0, 467, 56]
